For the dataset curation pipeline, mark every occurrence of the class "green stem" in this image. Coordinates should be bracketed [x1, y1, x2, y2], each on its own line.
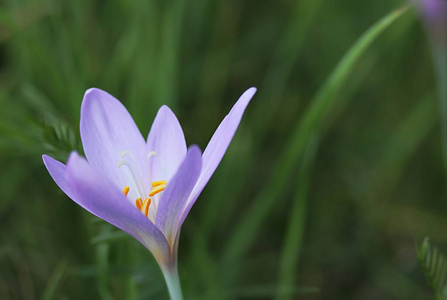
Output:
[162, 266, 183, 300]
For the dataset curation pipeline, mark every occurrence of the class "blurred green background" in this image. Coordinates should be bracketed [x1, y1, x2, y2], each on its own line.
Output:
[0, 0, 445, 299]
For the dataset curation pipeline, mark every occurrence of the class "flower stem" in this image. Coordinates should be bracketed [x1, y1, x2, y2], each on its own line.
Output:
[162, 266, 183, 300]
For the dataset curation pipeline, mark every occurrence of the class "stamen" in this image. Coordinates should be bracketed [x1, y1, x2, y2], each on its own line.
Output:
[118, 150, 164, 220]
[120, 151, 148, 195]
[149, 184, 166, 197]
[120, 150, 138, 161]
[141, 198, 151, 217]
[146, 151, 157, 184]
[123, 186, 130, 196]
[135, 198, 143, 210]
[151, 180, 167, 187]
[117, 160, 145, 199]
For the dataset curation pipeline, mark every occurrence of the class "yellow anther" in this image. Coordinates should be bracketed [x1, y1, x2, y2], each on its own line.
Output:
[151, 180, 167, 188]
[149, 184, 166, 197]
[123, 186, 130, 196]
[123, 180, 164, 218]
[141, 198, 151, 217]
[135, 198, 143, 210]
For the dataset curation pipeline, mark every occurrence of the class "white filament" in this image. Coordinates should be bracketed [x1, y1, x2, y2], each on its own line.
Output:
[117, 150, 164, 221]
[117, 161, 145, 199]
[146, 151, 157, 184]
[117, 150, 147, 199]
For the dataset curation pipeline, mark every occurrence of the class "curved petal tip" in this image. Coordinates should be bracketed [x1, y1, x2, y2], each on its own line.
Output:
[42, 154, 50, 163]
[242, 87, 257, 100]
[66, 151, 81, 166]
[84, 87, 103, 97]
[187, 144, 202, 156]
[246, 87, 257, 93]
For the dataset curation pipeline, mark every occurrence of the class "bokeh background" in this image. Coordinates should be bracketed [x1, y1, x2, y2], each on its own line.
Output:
[0, 0, 446, 299]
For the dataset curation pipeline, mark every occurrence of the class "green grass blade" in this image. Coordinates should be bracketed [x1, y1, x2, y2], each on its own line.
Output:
[231, 285, 319, 298]
[196, 1, 241, 112]
[367, 93, 437, 193]
[223, 4, 411, 264]
[417, 238, 447, 297]
[126, 1, 159, 133]
[425, 239, 432, 270]
[437, 260, 447, 294]
[41, 259, 69, 300]
[434, 255, 445, 292]
[432, 248, 439, 280]
[90, 231, 128, 245]
[156, 0, 185, 109]
[251, 0, 322, 141]
[275, 137, 318, 300]
[96, 225, 113, 300]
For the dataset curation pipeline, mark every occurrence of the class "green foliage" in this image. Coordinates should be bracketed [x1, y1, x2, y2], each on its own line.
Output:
[37, 119, 81, 160]
[41, 259, 69, 300]
[223, 3, 411, 268]
[418, 238, 447, 299]
[0, 0, 445, 299]
[276, 137, 318, 300]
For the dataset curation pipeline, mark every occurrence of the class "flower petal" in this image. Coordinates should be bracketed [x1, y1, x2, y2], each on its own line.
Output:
[147, 105, 187, 182]
[42, 154, 72, 198]
[80, 88, 147, 200]
[155, 146, 202, 244]
[43, 153, 170, 265]
[181, 88, 256, 222]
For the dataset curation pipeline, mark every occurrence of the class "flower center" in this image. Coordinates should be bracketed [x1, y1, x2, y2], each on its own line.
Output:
[117, 150, 167, 220]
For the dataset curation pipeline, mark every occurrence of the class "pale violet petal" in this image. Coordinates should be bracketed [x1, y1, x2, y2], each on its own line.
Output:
[147, 105, 187, 183]
[155, 146, 202, 245]
[80, 88, 147, 200]
[42, 154, 72, 198]
[43, 153, 170, 265]
[180, 88, 256, 226]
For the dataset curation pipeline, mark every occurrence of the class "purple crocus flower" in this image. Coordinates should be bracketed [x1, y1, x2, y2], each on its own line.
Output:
[42, 87, 256, 299]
